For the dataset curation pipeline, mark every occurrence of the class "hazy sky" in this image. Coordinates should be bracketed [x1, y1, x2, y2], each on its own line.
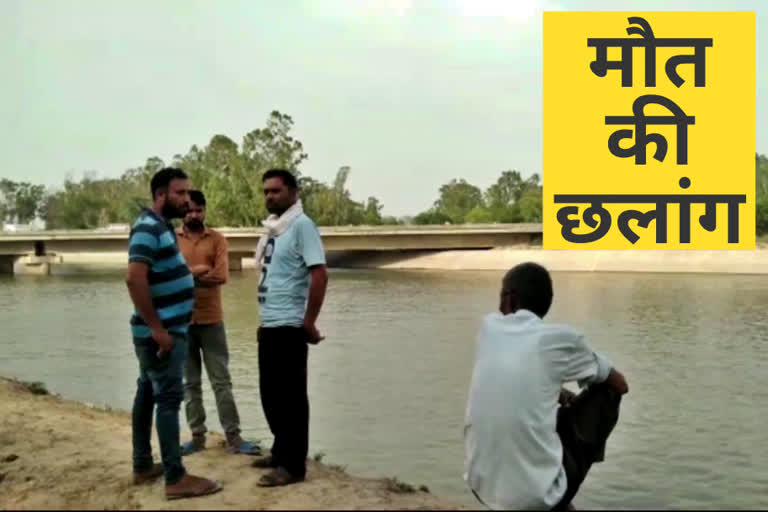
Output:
[1, 0, 765, 216]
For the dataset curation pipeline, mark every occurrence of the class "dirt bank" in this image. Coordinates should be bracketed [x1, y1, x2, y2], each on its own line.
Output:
[0, 378, 465, 510]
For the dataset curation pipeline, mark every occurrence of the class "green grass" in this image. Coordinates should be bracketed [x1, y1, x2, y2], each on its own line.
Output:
[383, 477, 430, 494]
[15, 379, 49, 395]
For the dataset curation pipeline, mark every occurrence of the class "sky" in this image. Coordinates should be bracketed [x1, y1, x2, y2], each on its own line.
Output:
[1, 0, 765, 217]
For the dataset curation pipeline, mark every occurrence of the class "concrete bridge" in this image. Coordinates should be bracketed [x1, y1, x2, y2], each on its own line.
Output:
[0, 224, 543, 275]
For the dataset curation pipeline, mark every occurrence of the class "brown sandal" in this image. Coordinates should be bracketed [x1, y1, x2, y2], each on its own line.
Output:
[251, 455, 277, 468]
[257, 467, 304, 487]
[165, 474, 223, 500]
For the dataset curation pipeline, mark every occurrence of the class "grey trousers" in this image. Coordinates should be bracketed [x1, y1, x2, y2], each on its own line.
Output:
[183, 322, 241, 438]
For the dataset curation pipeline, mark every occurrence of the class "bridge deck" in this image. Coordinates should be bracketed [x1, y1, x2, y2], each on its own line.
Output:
[0, 223, 542, 239]
[0, 223, 543, 255]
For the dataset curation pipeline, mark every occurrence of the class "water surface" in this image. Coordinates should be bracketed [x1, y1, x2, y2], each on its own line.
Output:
[1, 267, 766, 509]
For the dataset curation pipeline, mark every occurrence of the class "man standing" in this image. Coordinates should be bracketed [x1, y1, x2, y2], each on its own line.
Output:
[250, 169, 329, 487]
[177, 189, 260, 456]
[464, 262, 629, 511]
[125, 168, 221, 500]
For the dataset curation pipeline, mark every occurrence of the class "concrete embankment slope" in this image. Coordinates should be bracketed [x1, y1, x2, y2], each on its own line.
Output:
[327, 248, 768, 275]
[0, 378, 463, 510]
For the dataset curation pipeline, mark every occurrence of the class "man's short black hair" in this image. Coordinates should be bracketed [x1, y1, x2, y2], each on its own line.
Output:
[501, 262, 553, 318]
[150, 167, 188, 199]
[262, 168, 298, 190]
[189, 190, 206, 207]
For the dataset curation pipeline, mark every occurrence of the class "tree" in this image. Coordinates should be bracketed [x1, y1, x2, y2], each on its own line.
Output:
[43, 174, 108, 229]
[413, 209, 452, 225]
[413, 171, 543, 225]
[517, 186, 543, 223]
[22, 143, 768, 232]
[28, 111, 389, 230]
[199, 111, 311, 227]
[484, 170, 541, 223]
[363, 197, 384, 225]
[0, 179, 18, 223]
[757, 153, 768, 234]
[433, 179, 484, 224]
[298, 167, 372, 226]
[0, 179, 46, 224]
[332, 166, 352, 225]
[464, 206, 494, 223]
[242, 111, 308, 171]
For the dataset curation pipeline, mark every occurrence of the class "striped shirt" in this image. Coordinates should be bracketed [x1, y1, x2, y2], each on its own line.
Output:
[128, 208, 195, 340]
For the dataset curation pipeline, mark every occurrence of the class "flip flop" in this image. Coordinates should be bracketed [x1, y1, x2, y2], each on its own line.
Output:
[227, 440, 261, 455]
[180, 440, 205, 456]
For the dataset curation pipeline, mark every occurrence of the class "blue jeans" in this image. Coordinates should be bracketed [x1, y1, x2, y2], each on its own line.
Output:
[132, 333, 188, 485]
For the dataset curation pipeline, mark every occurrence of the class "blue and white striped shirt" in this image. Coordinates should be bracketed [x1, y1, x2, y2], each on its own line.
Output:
[128, 208, 195, 340]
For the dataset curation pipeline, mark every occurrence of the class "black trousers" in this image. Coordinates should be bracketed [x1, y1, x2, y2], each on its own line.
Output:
[551, 382, 622, 511]
[257, 326, 309, 478]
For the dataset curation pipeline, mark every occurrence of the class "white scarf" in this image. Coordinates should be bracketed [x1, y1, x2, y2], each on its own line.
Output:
[254, 199, 304, 268]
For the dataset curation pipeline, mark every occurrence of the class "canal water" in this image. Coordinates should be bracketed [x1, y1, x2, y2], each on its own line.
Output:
[1, 266, 767, 509]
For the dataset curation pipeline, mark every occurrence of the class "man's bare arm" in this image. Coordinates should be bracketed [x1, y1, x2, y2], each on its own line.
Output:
[304, 264, 328, 327]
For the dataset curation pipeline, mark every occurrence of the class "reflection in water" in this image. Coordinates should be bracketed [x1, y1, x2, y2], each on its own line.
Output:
[1, 267, 767, 509]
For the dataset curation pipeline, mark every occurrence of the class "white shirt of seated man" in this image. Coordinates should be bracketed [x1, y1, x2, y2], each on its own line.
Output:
[463, 263, 618, 511]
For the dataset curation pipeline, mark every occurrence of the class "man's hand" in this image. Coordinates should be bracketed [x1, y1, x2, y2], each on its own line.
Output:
[606, 368, 629, 395]
[559, 388, 577, 407]
[191, 264, 211, 277]
[303, 321, 325, 345]
[153, 327, 175, 357]
[303, 264, 328, 345]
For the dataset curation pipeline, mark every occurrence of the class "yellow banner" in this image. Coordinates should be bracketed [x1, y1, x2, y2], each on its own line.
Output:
[543, 12, 755, 249]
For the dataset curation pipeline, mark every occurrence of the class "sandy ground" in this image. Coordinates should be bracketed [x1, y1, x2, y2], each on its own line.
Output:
[0, 378, 466, 510]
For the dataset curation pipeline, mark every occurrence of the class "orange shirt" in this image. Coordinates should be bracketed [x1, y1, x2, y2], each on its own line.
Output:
[177, 227, 228, 325]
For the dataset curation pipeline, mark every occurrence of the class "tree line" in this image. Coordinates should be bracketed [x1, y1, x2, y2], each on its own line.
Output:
[1, 112, 400, 230]
[0, 110, 767, 235]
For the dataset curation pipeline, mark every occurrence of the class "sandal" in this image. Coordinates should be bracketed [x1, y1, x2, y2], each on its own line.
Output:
[251, 455, 276, 468]
[165, 474, 223, 500]
[227, 440, 261, 455]
[180, 438, 205, 456]
[257, 467, 304, 487]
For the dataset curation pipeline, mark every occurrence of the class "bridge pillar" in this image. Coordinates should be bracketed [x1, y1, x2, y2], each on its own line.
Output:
[0, 255, 16, 275]
[15, 254, 63, 276]
[228, 252, 243, 272]
[227, 252, 252, 272]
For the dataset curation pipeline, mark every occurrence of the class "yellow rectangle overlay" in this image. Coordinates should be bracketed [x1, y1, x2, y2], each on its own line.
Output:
[543, 11, 755, 249]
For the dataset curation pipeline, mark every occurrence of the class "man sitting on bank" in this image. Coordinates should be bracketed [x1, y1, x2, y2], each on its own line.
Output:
[463, 262, 629, 511]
